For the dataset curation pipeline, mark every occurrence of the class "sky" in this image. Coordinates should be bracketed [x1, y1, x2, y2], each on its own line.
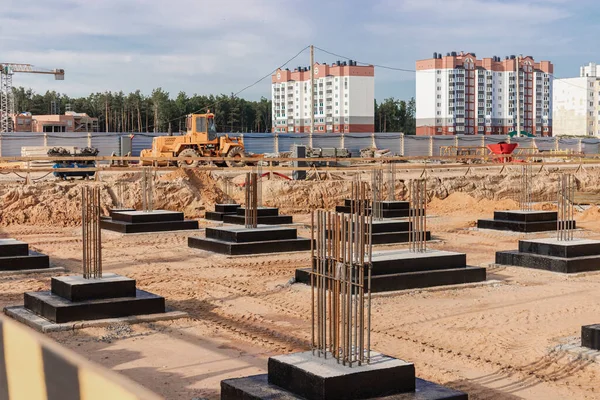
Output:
[1, 0, 597, 102]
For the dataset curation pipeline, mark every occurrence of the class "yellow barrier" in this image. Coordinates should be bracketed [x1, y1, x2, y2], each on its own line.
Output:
[0, 315, 162, 400]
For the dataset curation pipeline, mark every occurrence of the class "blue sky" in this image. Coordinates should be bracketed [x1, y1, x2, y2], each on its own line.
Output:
[1, 0, 596, 101]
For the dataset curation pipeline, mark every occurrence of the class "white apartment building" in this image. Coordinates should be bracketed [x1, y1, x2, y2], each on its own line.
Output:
[271, 61, 374, 133]
[553, 63, 600, 136]
[416, 51, 553, 136]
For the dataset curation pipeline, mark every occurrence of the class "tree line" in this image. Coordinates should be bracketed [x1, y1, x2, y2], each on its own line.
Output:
[12, 87, 415, 134]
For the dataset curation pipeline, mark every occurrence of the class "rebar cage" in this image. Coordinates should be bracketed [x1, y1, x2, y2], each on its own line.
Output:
[371, 168, 384, 221]
[409, 179, 427, 253]
[244, 172, 258, 229]
[519, 164, 533, 211]
[557, 174, 575, 241]
[141, 167, 154, 212]
[82, 186, 102, 279]
[310, 181, 373, 367]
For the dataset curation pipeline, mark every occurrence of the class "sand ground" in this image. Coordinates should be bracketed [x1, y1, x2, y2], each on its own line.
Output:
[1, 169, 600, 399]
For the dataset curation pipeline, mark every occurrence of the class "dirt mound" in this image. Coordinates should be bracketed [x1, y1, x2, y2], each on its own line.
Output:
[429, 192, 518, 215]
[0, 170, 227, 227]
[577, 206, 600, 222]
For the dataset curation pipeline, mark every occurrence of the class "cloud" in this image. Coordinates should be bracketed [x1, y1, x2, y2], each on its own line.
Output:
[0, 0, 596, 103]
[0, 0, 312, 98]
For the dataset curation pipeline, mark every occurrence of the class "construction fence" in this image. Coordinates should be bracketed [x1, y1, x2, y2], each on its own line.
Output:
[0, 132, 597, 158]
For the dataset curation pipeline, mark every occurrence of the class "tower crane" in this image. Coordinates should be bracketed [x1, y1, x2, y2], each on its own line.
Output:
[0, 63, 65, 132]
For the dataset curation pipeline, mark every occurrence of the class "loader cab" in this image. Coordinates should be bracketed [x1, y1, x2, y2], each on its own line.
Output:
[186, 112, 217, 141]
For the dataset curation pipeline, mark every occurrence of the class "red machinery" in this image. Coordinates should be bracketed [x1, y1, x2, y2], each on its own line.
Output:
[486, 142, 519, 163]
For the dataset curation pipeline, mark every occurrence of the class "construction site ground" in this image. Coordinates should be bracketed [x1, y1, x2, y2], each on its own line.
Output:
[2, 166, 600, 399]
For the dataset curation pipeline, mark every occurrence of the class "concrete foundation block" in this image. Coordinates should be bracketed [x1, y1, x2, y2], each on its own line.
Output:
[496, 245, 600, 273]
[0, 239, 29, 257]
[100, 219, 199, 233]
[223, 215, 294, 225]
[51, 273, 136, 301]
[236, 207, 281, 217]
[206, 226, 298, 243]
[0, 251, 50, 271]
[188, 236, 312, 256]
[24, 289, 165, 324]
[215, 204, 241, 213]
[111, 210, 184, 223]
[267, 351, 415, 400]
[222, 366, 467, 400]
[582, 324, 600, 350]
[477, 210, 575, 233]
[518, 238, 600, 258]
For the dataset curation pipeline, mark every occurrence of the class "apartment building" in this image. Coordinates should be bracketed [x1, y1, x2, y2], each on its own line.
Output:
[271, 61, 374, 133]
[553, 63, 600, 136]
[416, 51, 553, 136]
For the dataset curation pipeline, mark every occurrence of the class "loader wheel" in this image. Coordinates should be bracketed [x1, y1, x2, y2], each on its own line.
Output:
[226, 147, 246, 167]
[177, 148, 201, 168]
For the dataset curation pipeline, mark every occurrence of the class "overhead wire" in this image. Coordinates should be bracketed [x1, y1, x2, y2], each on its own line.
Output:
[315, 45, 596, 92]
[143, 45, 310, 132]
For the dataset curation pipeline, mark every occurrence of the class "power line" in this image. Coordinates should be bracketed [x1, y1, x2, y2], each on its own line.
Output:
[315, 45, 597, 92]
[314, 46, 418, 73]
[144, 45, 310, 132]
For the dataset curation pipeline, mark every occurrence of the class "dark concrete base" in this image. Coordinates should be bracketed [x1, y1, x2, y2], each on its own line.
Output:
[267, 351, 415, 399]
[188, 237, 311, 255]
[582, 324, 600, 350]
[477, 210, 575, 233]
[101, 219, 199, 233]
[206, 204, 241, 221]
[0, 239, 50, 271]
[496, 238, 600, 273]
[51, 274, 136, 301]
[296, 266, 486, 293]
[335, 206, 413, 219]
[108, 208, 136, 218]
[24, 289, 165, 324]
[221, 351, 467, 400]
[296, 250, 486, 292]
[0, 251, 50, 271]
[223, 215, 294, 225]
[0, 239, 29, 257]
[221, 375, 467, 399]
[101, 209, 198, 234]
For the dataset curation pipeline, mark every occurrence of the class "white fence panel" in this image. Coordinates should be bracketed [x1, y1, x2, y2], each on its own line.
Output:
[533, 137, 555, 152]
[344, 133, 373, 157]
[312, 134, 342, 150]
[432, 136, 455, 156]
[374, 133, 402, 155]
[277, 134, 310, 153]
[0, 133, 45, 157]
[403, 136, 430, 157]
[92, 133, 121, 156]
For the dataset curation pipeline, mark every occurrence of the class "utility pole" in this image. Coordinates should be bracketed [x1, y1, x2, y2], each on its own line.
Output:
[515, 55, 521, 138]
[310, 45, 315, 147]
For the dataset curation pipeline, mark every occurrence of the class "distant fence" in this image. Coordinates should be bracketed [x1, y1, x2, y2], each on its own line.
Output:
[0, 315, 161, 399]
[0, 132, 597, 158]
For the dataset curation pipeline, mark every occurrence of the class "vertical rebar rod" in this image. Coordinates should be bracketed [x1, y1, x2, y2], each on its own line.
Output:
[310, 180, 372, 367]
[82, 186, 102, 279]
[557, 174, 575, 241]
[387, 163, 396, 201]
[410, 179, 427, 253]
[520, 164, 533, 211]
[244, 172, 258, 229]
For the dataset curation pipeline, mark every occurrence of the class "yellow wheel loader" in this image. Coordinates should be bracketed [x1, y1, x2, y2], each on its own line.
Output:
[140, 112, 247, 167]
